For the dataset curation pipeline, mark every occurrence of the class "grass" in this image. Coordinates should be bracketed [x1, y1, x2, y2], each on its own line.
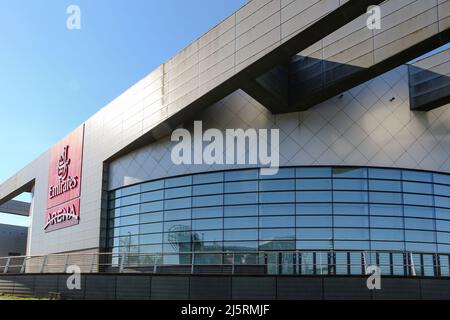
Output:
[0, 292, 49, 300]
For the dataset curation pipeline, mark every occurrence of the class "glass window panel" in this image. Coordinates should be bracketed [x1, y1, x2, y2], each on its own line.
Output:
[121, 204, 140, 216]
[370, 192, 402, 204]
[369, 180, 401, 192]
[110, 189, 121, 200]
[192, 195, 223, 207]
[405, 218, 435, 231]
[404, 206, 434, 218]
[370, 204, 403, 216]
[259, 228, 295, 240]
[141, 180, 164, 192]
[139, 222, 163, 234]
[296, 228, 332, 240]
[333, 179, 368, 190]
[164, 220, 190, 233]
[119, 214, 139, 226]
[260, 204, 295, 216]
[439, 244, 450, 253]
[139, 244, 163, 254]
[224, 180, 258, 193]
[260, 167, 295, 179]
[405, 242, 436, 252]
[296, 178, 332, 190]
[164, 209, 191, 221]
[192, 230, 223, 242]
[165, 197, 191, 210]
[260, 179, 295, 191]
[368, 168, 401, 180]
[192, 218, 223, 230]
[437, 220, 450, 232]
[224, 217, 258, 229]
[193, 172, 223, 184]
[140, 201, 163, 213]
[434, 173, 450, 185]
[140, 212, 163, 224]
[297, 204, 332, 215]
[370, 229, 405, 241]
[296, 167, 331, 178]
[403, 182, 433, 194]
[334, 241, 370, 250]
[224, 205, 258, 217]
[164, 232, 192, 244]
[120, 194, 140, 206]
[297, 191, 332, 202]
[436, 196, 450, 208]
[224, 229, 258, 241]
[119, 225, 139, 236]
[334, 229, 369, 240]
[296, 216, 332, 227]
[370, 241, 405, 251]
[165, 186, 191, 199]
[333, 191, 368, 203]
[403, 170, 432, 182]
[121, 184, 140, 197]
[225, 193, 258, 205]
[334, 216, 369, 228]
[259, 240, 295, 251]
[139, 233, 163, 245]
[193, 183, 223, 196]
[192, 207, 222, 219]
[437, 232, 450, 244]
[334, 204, 368, 215]
[435, 185, 450, 197]
[259, 216, 295, 228]
[333, 167, 367, 178]
[436, 208, 450, 220]
[405, 230, 436, 242]
[370, 216, 403, 228]
[297, 241, 332, 250]
[141, 190, 164, 203]
[165, 175, 192, 188]
[223, 241, 258, 251]
[225, 169, 258, 181]
[260, 191, 295, 203]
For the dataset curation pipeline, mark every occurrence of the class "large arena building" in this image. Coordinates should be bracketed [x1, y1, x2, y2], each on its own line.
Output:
[0, 0, 449, 300]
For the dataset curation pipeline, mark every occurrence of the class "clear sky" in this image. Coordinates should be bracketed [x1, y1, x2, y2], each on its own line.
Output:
[0, 0, 246, 226]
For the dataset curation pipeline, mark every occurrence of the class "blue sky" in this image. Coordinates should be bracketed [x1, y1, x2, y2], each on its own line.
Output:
[0, 0, 245, 226]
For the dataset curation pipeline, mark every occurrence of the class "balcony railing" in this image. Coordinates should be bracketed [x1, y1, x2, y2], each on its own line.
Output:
[0, 250, 449, 277]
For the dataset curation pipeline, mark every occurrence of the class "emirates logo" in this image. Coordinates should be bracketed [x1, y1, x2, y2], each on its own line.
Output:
[58, 146, 71, 181]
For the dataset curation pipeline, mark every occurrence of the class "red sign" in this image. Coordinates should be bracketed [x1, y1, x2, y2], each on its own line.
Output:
[45, 125, 84, 232]
[44, 198, 80, 232]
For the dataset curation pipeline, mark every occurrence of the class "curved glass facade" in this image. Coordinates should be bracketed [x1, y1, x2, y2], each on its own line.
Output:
[108, 167, 450, 265]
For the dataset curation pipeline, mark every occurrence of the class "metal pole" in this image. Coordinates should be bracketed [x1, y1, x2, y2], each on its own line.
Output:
[20, 257, 27, 274]
[63, 254, 69, 273]
[90, 254, 96, 273]
[191, 252, 195, 275]
[410, 252, 416, 276]
[3, 257, 11, 274]
[40, 256, 48, 273]
[119, 253, 125, 273]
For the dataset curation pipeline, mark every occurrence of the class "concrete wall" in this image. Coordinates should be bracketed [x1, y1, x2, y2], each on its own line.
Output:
[0, 224, 27, 257]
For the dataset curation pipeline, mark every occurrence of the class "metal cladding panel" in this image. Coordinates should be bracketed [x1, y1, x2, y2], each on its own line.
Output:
[420, 278, 450, 300]
[323, 277, 371, 300]
[57, 274, 86, 300]
[116, 275, 151, 300]
[371, 278, 422, 300]
[83, 275, 116, 300]
[151, 276, 190, 300]
[33, 275, 59, 298]
[0, 275, 16, 295]
[12, 275, 35, 297]
[232, 277, 276, 300]
[276, 277, 323, 300]
[189, 276, 232, 300]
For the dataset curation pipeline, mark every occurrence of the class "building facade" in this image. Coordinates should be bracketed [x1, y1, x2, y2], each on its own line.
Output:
[0, 0, 449, 281]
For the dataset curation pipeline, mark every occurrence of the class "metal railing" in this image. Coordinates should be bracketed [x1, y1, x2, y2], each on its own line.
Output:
[0, 250, 449, 277]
